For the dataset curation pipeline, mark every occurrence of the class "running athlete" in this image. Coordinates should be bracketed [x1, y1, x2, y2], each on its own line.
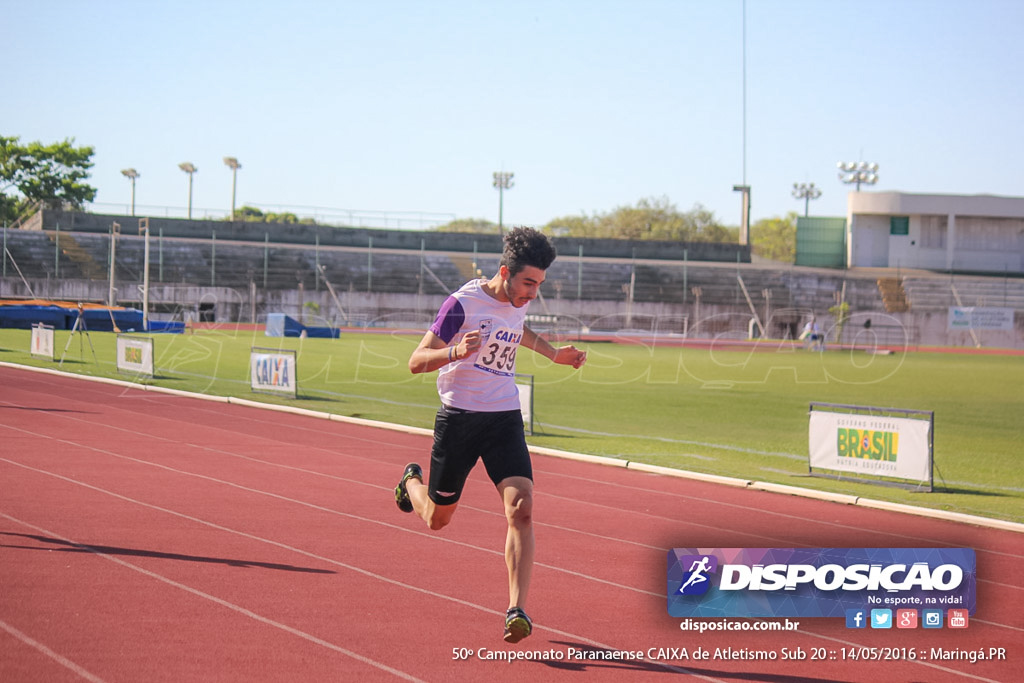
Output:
[394, 226, 587, 644]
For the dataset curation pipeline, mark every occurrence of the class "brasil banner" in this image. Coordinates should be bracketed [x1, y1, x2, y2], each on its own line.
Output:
[809, 409, 931, 484]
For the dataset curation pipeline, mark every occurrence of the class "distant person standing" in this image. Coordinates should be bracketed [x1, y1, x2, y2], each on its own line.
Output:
[394, 226, 587, 643]
[800, 316, 824, 350]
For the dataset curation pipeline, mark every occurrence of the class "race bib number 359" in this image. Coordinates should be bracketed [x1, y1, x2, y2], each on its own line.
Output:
[474, 325, 521, 376]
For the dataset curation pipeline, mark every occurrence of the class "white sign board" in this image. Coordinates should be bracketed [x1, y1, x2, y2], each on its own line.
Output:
[30, 324, 55, 360]
[250, 348, 297, 398]
[809, 409, 932, 485]
[948, 307, 1014, 331]
[516, 374, 534, 436]
[116, 335, 154, 377]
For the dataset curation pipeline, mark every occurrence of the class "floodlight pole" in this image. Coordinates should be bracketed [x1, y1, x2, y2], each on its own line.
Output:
[224, 156, 241, 220]
[121, 168, 139, 216]
[792, 182, 822, 217]
[179, 162, 197, 219]
[493, 171, 514, 233]
[108, 222, 120, 306]
[837, 161, 879, 192]
[139, 218, 150, 331]
[732, 184, 750, 245]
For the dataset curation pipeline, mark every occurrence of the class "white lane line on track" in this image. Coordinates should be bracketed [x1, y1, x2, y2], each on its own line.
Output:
[4, 386, 1014, 681]
[0, 617, 107, 683]
[4, 394, 1022, 605]
[535, 468, 1024, 550]
[6, 361, 1023, 536]
[4, 368, 1019, 679]
[0, 511, 426, 683]
[6, 390, 1022, 568]
[0, 424, 663, 599]
[0, 466, 710, 680]
[1, 458, 1001, 683]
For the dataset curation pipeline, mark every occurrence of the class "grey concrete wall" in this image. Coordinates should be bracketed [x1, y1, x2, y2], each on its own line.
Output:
[4, 275, 1021, 348]
[36, 210, 749, 263]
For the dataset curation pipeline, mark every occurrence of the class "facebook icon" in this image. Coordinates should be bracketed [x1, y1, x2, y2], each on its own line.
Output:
[846, 609, 866, 629]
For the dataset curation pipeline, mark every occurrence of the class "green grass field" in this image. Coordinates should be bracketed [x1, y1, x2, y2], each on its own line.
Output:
[2, 327, 1022, 525]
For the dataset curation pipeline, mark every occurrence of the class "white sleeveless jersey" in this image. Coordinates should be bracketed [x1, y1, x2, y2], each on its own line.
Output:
[429, 279, 528, 412]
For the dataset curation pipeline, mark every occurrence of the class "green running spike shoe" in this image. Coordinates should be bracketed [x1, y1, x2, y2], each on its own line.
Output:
[394, 463, 422, 513]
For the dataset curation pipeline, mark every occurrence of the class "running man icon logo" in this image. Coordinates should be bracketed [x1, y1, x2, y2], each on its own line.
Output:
[677, 555, 718, 595]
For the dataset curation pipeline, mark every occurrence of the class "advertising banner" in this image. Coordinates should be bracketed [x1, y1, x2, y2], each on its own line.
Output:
[30, 323, 55, 360]
[516, 373, 533, 435]
[116, 335, 154, 377]
[668, 547, 976, 619]
[809, 408, 931, 485]
[250, 348, 297, 398]
[948, 307, 1014, 331]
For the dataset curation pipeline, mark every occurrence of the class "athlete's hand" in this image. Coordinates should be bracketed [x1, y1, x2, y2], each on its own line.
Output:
[553, 345, 587, 369]
[458, 329, 483, 359]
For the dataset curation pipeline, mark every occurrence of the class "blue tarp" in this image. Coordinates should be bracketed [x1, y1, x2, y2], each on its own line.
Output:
[0, 305, 144, 332]
[265, 313, 339, 338]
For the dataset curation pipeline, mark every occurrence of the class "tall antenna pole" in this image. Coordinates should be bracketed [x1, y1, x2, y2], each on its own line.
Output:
[742, 0, 747, 186]
[732, 1, 751, 246]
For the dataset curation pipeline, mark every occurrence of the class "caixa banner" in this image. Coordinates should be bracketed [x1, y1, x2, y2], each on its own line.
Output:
[250, 347, 298, 399]
[667, 548, 975, 618]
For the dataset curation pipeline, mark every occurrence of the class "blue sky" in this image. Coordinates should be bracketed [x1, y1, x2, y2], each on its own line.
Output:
[4, 0, 1022, 230]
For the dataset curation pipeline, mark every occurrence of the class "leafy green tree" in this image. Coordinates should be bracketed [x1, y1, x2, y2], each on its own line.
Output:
[231, 205, 314, 224]
[432, 217, 497, 233]
[544, 213, 600, 238]
[1, 135, 96, 224]
[234, 205, 266, 221]
[750, 212, 797, 262]
[543, 196, 733, 243]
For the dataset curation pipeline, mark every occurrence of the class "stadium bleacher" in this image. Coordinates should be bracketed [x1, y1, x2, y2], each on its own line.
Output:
[3, 216, 1021, 347]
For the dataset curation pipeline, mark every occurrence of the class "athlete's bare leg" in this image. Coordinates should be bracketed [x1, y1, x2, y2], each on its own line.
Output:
[497, 476, 534, 609]
[406, 476, 457, 531]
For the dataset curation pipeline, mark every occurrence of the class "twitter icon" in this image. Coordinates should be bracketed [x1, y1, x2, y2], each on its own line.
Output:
[871, 609, 893, 629]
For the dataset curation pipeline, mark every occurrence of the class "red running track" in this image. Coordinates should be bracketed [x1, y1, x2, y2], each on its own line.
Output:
[0, 364, 1021, 683]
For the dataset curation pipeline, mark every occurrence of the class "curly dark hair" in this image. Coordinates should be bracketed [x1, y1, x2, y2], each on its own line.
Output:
[501, 226, 556, 276]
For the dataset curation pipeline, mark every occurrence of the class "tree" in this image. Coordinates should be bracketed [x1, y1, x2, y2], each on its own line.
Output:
[232, 205, 314, 224]
[542, 197, 734, 243]
[750, 212, 797, 263]
[0, 135, 97, 224]
[544, 213, 599, 238]
[431, 217, 497, 233]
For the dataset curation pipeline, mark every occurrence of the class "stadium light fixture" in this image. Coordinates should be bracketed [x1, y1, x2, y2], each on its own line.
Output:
[837, 161, 879, 191]
[792, 182, 822, 217]
[179, 162, 197, 219]
[492, 171, 514, 233]
[120, 168, 139, 216]
[223, 156, 242, 220]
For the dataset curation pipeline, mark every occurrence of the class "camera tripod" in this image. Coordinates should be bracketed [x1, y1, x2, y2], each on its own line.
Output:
[59, 305, 98, 367]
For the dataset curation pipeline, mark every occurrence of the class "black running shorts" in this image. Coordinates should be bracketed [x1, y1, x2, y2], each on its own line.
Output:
[427, 406, 532, 506]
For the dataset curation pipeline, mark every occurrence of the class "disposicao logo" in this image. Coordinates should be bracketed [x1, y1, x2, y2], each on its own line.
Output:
[675, 555, 718, 595]
[667, 548, 976, 619]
